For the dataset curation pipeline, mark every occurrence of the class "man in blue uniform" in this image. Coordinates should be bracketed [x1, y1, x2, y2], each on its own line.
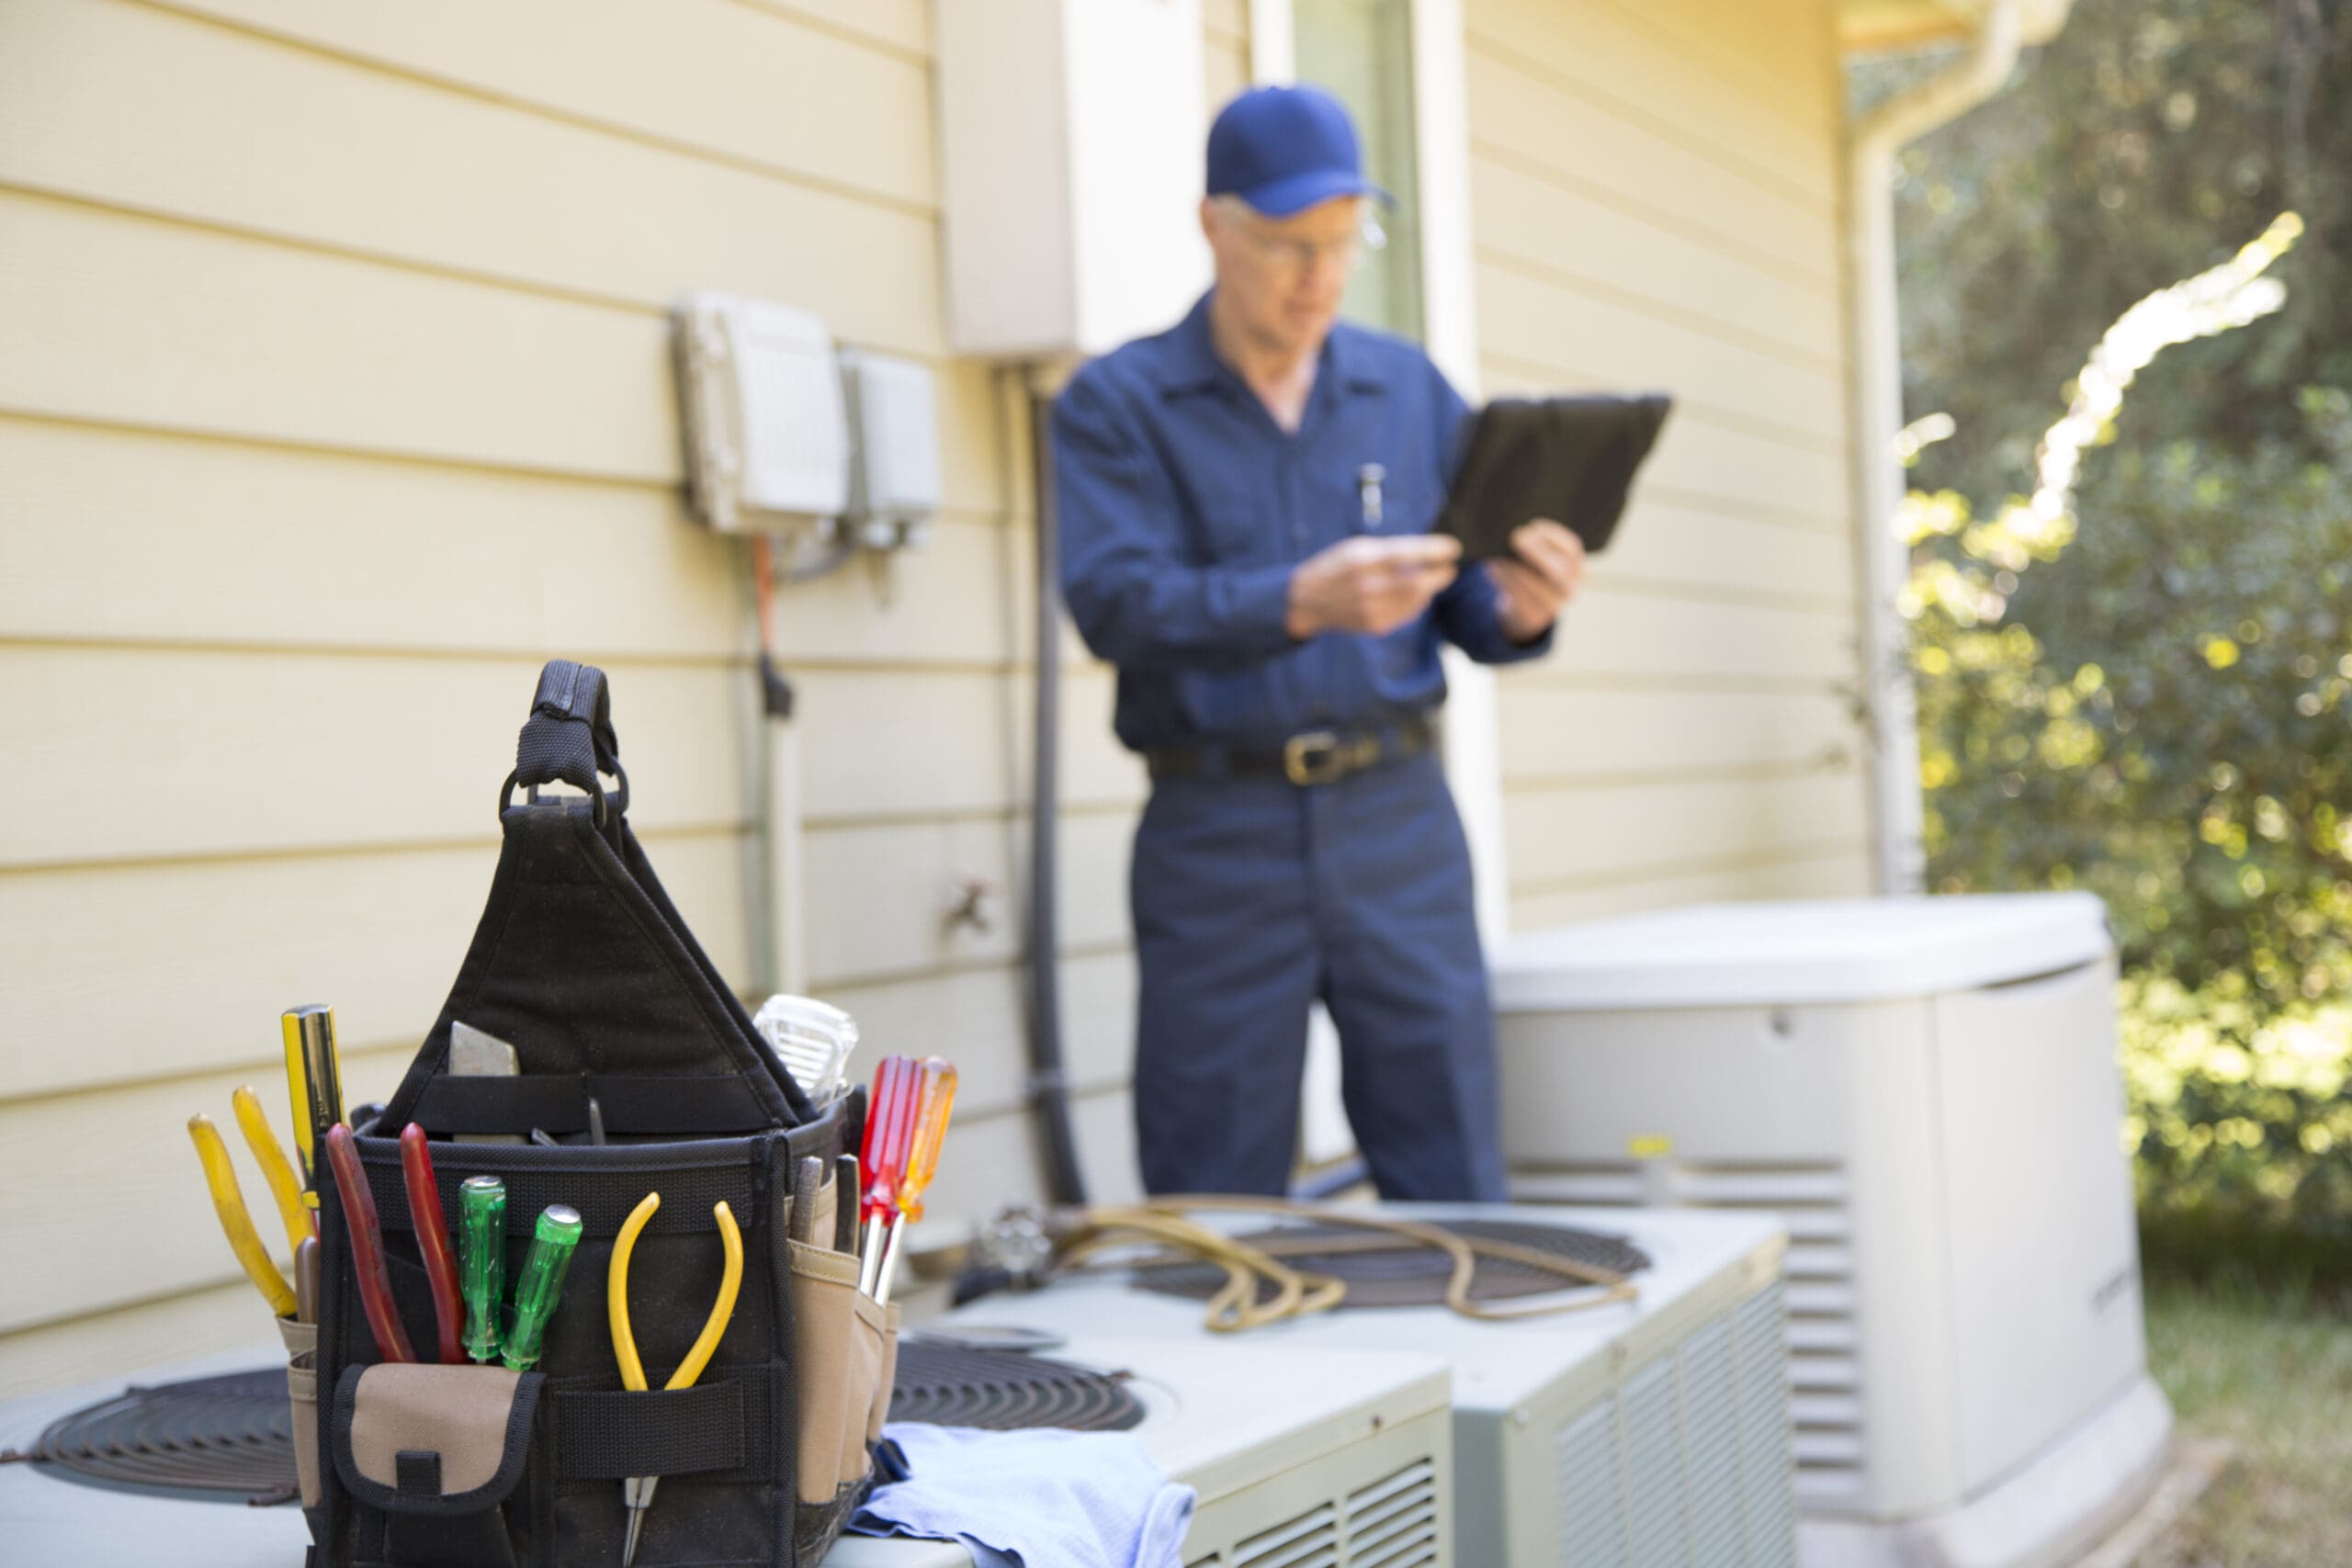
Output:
[1055, 85, 1586, 1201]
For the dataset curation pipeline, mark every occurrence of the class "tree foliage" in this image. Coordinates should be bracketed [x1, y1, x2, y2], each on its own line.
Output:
[1871, 0, 2352, 1239]
[1876, 0, 2352, 507]
[1912, 390, 2352, 1011]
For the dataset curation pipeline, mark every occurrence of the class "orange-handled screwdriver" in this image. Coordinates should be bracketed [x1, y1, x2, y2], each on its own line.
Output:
[876, 1057, 955, 1304]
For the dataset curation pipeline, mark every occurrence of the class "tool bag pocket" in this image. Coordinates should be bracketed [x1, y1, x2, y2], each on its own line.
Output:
[279, 1315, 323, 1511]
[330, 1363, 548, 1568]
[786, 1238, 893, 1562]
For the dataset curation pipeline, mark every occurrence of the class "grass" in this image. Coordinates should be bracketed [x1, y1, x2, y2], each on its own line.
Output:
[2138, 1273, 2352, 1566]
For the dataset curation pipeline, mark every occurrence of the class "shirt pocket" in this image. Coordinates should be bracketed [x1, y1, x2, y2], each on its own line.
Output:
[1190, 486, 1283, 565]
[1369, 475, 1440, 537]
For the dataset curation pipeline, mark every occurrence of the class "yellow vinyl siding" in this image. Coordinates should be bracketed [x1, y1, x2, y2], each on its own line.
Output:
[1466, 0, 1874, 926]
[0, 0, 1875, 1395]
[1205, 0, 1253, 113]
[0, 0, 1159, 1396]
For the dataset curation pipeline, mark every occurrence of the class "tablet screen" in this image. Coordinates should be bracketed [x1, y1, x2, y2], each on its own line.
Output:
[1434, 394, 1672, 560]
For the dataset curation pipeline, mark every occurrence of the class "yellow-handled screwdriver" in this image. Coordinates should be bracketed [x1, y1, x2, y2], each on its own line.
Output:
[232, 1086, 312, 1257]
[187, 1114, 299, 1318]
[283, 1005, 345, 1212]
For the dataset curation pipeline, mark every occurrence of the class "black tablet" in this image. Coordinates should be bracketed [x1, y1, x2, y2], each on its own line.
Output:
[1434, 394, 1673, 560]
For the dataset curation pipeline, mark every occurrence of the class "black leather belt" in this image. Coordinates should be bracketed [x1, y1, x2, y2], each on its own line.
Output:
[1147, 716, 1435, 786]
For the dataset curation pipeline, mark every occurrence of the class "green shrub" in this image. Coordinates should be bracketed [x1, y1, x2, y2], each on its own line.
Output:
[1906, 390, 2352, 1247]
[1912, 388, 2352, 1013]
[2122, 978, 2352, 1228]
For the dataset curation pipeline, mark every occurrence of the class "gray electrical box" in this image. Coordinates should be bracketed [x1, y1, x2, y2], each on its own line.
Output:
[839, 348, 941, 547]
[674, 292, 850, 533]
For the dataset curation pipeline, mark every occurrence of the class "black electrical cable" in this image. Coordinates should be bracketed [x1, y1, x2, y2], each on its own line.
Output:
[1026, 387, 1086, 1205]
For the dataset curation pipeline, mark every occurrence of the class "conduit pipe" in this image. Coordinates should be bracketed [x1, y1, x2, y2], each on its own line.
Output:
[1846, 0, 2025, 894]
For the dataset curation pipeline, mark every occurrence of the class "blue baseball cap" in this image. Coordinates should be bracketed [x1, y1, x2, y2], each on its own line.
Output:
[1206, 84, 1393, 217]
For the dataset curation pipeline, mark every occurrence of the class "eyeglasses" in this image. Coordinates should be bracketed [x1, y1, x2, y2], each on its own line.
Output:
[1219, 203, 1389, 275]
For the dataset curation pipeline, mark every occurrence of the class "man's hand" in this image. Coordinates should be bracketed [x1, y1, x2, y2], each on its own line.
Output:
[1490, 520, 1586, 644]
[1287, 535, 1462, 639]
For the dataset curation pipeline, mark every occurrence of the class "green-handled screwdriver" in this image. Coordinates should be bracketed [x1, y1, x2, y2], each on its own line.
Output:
[458, 1176, 506, 1363]
[501, 1204, 582, 1371]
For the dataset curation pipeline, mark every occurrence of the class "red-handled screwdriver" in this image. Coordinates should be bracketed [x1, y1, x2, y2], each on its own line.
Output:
[875, 1056, 956, 1305]
[856, 1055, 922, 1296]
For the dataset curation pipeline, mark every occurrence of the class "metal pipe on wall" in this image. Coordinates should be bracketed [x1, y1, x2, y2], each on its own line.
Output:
[1024, 377, 1087, 1205]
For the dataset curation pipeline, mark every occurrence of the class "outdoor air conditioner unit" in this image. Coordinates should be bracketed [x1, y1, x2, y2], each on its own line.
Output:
[0, 1338, 1450, 1568]
[945, 1203, 1796, 1568]
[829, 1336, 1453, 1568]
[1489, 894, 2173, 1568]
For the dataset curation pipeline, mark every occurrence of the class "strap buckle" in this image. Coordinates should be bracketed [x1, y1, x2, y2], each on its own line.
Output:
[1283, 730, 1379, 786]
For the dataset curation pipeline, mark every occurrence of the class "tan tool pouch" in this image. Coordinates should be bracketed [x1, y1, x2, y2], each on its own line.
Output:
[278, 1315, 322, 1510]
[784, 1230, 897, 1562]
[330, 1362, 546, 1568]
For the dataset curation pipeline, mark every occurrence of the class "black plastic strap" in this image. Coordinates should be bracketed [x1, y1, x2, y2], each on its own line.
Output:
[411, 1074, 775, 1138]
[551, 1380, 753, 1482]
[357, 1141, 760, 1240]
[396, 1451, 441, 1499]
[514, 660, 621, 801]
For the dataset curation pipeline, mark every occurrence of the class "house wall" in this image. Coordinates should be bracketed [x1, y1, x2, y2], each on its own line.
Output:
[0, 0, 1876, 1399]
[1463, 0, 1878, 928]
[0, 0, 1182, 1397]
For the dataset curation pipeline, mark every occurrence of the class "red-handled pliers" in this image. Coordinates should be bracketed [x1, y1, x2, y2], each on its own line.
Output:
[323, 1123, 418, 1363]
[400, 1123, 466, 1364]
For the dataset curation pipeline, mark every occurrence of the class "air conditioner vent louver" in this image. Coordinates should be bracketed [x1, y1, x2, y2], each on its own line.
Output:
[1679, 1318, 1741, 1566]
[1517, 1160, 1861, 1506]
[1544, 1278, 1795, 1568]
[1233, 1503, 1339, 1568]
[1346, 1459, 1441, 1567]
[1555, 1402, 1627, 1567]
[1734, 1283, 1799, 1567]
[1622, 1359, 1683, 1565]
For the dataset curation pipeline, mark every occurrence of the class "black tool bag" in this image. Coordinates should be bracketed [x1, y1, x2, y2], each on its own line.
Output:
[300, 660, 882, 1568]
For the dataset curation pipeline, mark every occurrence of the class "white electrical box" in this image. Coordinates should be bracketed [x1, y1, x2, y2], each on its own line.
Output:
[839, 348, 941, 544]
[933, 0, 1210, 360]
[675, 292, 850, 533]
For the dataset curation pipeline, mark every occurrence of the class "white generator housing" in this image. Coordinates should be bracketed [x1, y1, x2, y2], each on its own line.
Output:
[1491, 894, 2171, 1568]
[947, 1204, 1796, 1568]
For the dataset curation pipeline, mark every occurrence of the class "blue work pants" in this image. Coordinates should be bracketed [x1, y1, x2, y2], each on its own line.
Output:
[1128, 751, 1508, 1201]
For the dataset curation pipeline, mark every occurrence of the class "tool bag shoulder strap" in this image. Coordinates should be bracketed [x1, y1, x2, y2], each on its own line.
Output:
[376, 660, 811, 1135]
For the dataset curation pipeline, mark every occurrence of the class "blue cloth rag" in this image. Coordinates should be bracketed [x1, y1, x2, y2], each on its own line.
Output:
[849, 1423, 1196, 1568]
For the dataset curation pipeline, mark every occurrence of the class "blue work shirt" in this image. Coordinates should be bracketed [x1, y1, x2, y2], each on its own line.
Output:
[1055, 291, 1553, 755]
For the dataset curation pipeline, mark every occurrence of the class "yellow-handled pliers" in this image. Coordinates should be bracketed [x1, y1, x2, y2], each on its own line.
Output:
[609, 1191, 743, 1568]
[187, 1114, 299, 1318]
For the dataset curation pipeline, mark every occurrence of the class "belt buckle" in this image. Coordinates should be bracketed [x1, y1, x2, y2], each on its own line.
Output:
[1283, 730, 1382, 786]
[1283, 731, 1347, 786]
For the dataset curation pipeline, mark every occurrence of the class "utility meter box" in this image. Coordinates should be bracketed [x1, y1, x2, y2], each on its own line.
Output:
[675, 292, 850, 533]
[933, 0, 1210, 360]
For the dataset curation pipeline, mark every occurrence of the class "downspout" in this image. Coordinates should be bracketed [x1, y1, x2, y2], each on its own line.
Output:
[1847, 0, 2023, 895]
[1023, 368, 1087, 1206]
